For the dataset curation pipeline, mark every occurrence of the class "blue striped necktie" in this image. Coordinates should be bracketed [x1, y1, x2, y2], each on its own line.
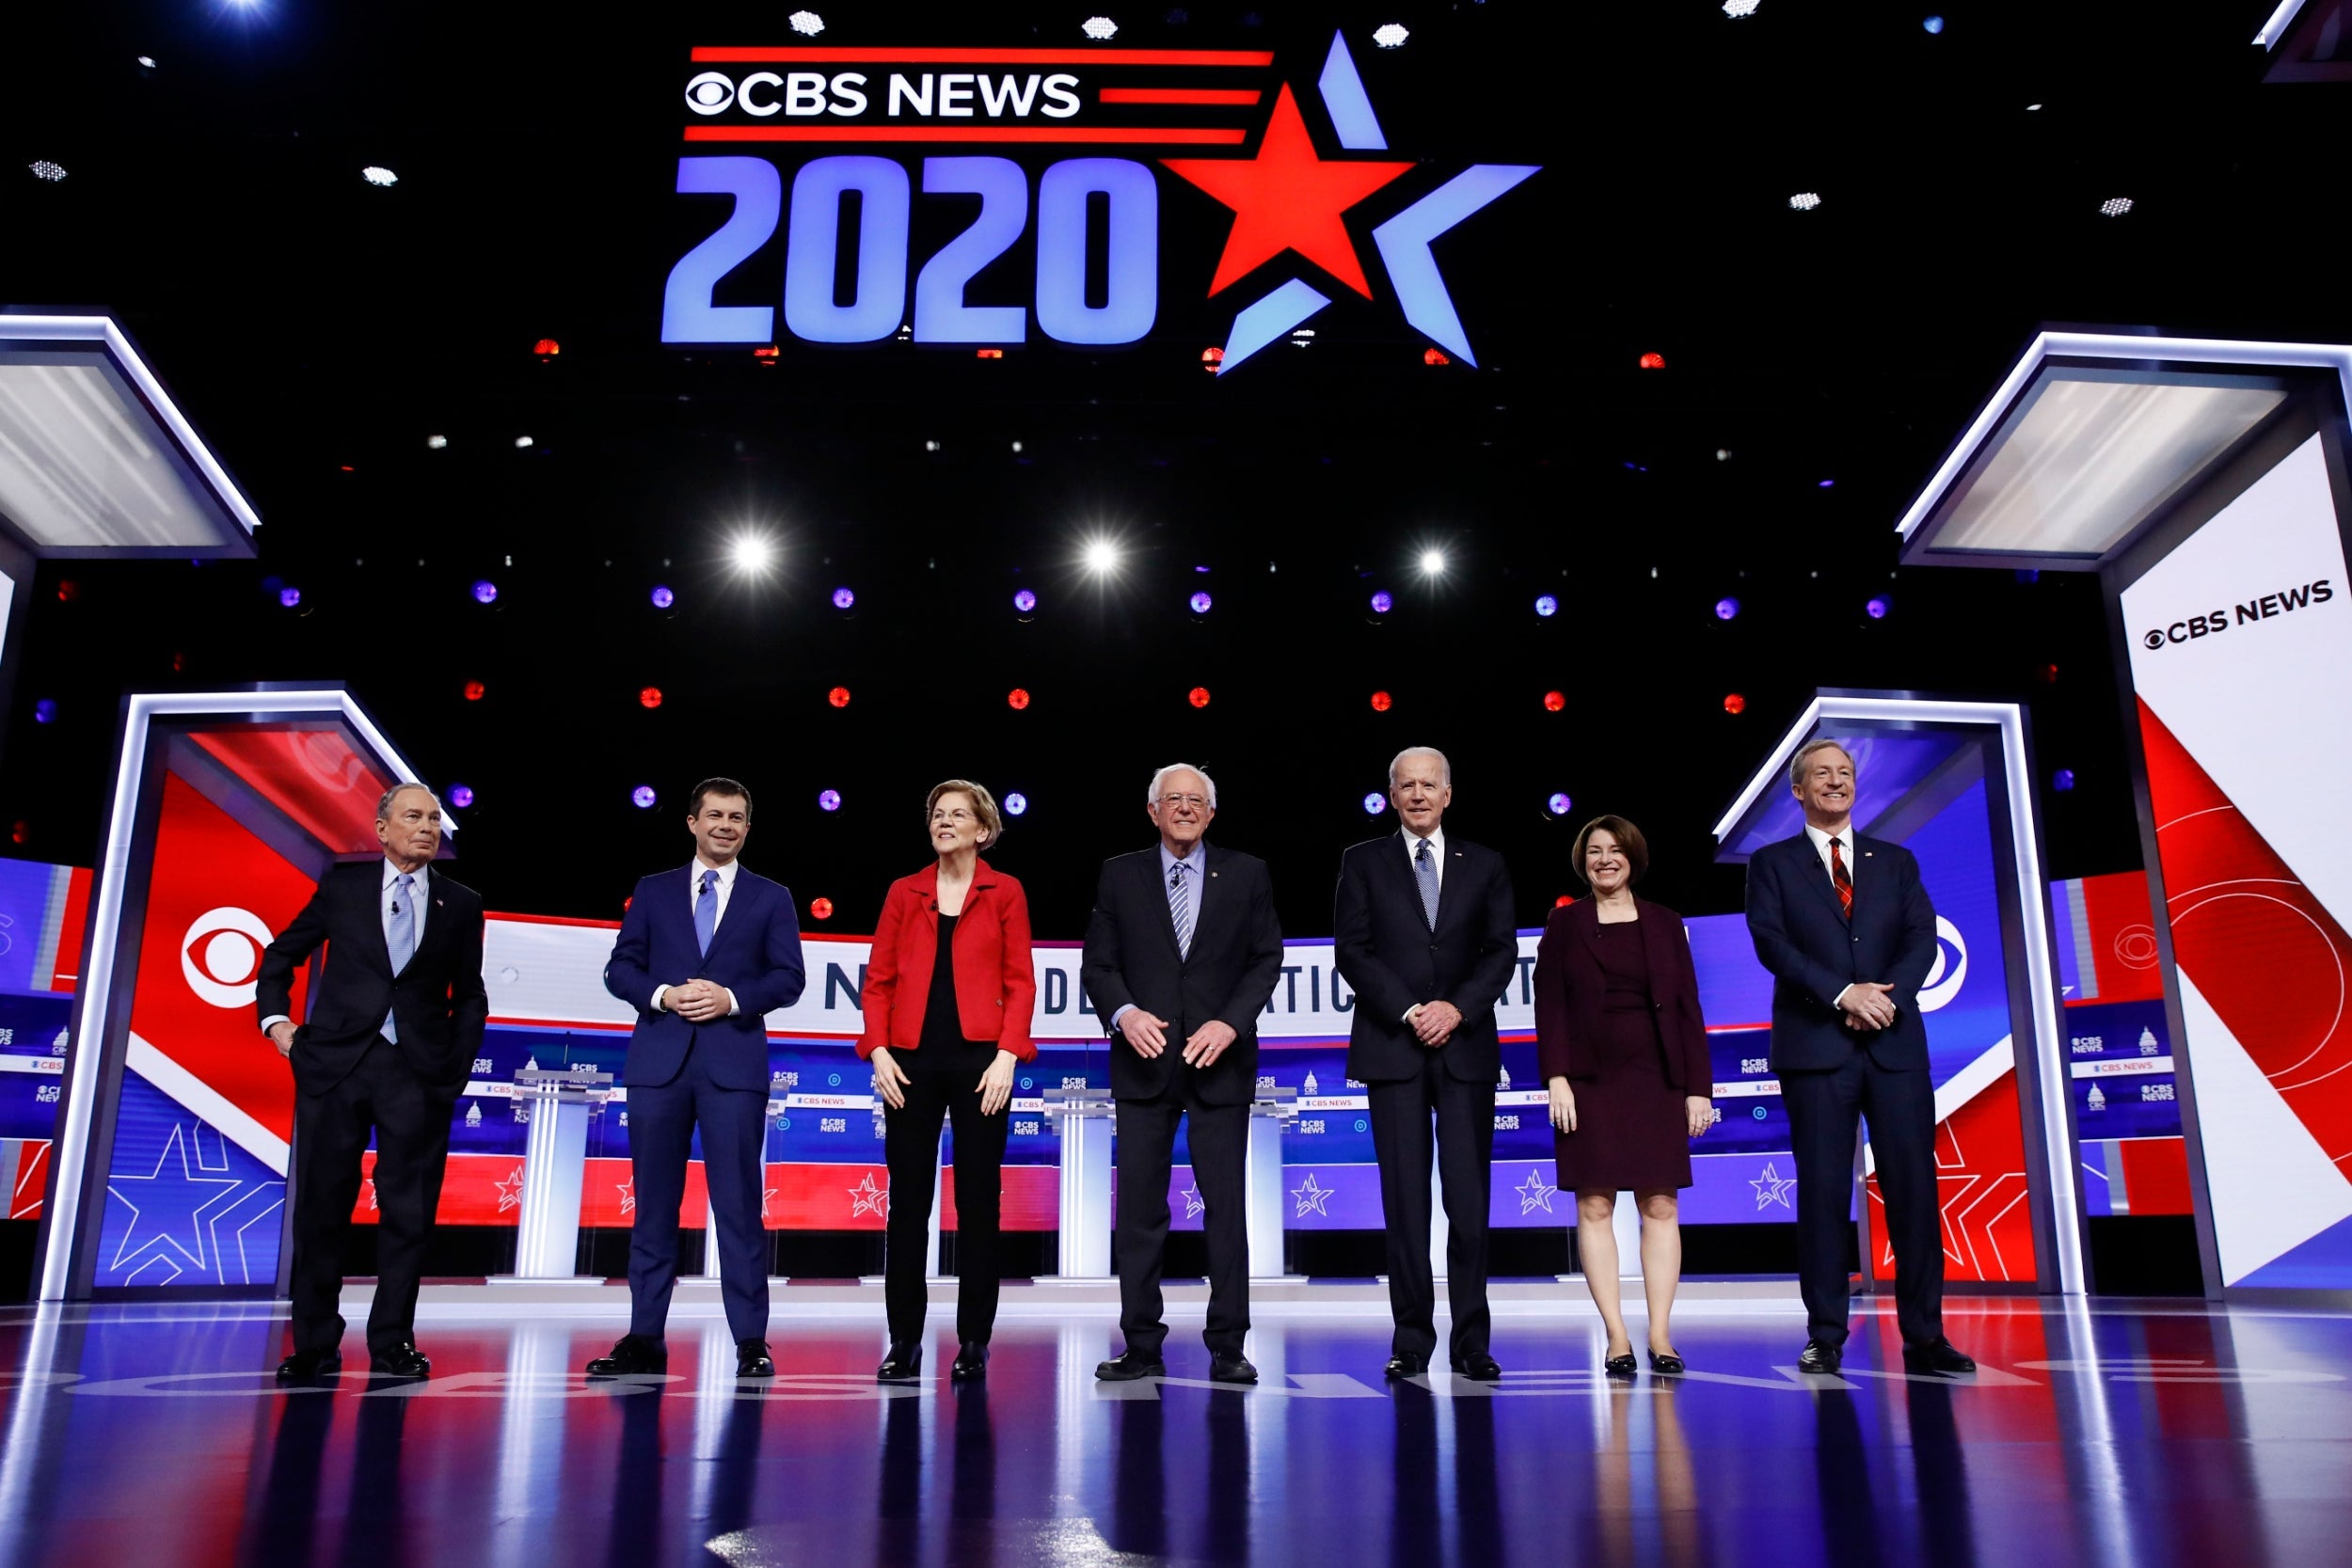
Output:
[1168, 864, 1194, 960]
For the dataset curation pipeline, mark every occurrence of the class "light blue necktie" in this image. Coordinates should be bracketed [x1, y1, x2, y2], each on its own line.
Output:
[1168, 863, 1194, 960]
[1414, 838, 1440, 929]
[695, 868, 720, 957]
[384, 872, 416, 1042]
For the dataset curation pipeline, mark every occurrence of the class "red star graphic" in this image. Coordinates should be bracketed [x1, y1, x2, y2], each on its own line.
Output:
[1163, 84, 1413, 299]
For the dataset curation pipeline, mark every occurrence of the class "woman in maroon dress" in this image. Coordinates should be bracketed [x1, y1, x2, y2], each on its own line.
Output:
[1534, 816, 1715, 1375]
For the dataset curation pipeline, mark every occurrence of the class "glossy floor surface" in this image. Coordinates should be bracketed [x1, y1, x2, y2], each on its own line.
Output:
[2, 1291, 2347, 1567]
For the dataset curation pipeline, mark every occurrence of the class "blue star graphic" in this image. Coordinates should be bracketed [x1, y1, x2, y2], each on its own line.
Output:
[105, 1121, 245, 1275]
[1291, 1172, 1335, 1218]
[1181, 1185, 1206, 1220]
[1751, 1161, 1797, 1211]
[1516, 1168, 1559, 1215]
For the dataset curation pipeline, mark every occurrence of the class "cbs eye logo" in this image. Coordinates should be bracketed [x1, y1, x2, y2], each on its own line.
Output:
[1917, 916, 1969, 1013]
[181, 907, 274, 1008]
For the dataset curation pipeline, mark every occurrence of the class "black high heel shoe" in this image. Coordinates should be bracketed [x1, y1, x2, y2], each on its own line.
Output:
[1647, 1348, 1686, 1375]
[1604, 1349, 1638, 1378]
[875, 1342, 921, 1383]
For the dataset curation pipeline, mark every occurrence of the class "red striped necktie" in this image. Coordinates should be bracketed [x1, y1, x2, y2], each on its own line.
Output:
[1829, 836, 1853, 920]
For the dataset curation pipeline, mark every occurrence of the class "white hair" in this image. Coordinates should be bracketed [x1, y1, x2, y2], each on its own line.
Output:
[1147, 762, 1218, 811]
[1388, 746, 1453, 789]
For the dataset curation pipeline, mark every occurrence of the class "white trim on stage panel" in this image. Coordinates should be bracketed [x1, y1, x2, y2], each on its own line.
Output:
[40, 687, 437, 1302]
[1712, 694, 2084, 1294]
[2255, 1, 2309, 49]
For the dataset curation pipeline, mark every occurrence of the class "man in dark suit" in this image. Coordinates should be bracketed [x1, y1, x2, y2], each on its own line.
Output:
[257, 783, 488, 1381]
[1744, 738, 1975, 1375]
[1334, 746, 1518, 1381]
[589, 777, 806, 1380]
[1081, 763, 1282, 1385]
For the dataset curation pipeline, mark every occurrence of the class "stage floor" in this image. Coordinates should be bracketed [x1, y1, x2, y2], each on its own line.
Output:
[3, 1290, 2347, 1567]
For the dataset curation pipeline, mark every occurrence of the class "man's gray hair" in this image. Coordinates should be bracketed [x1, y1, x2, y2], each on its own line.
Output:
[1147, 763, 1218, 811]
[377, 782, 438, 821]
[1788, 738, 1856, 790]
[1388, 746, 1453, 789]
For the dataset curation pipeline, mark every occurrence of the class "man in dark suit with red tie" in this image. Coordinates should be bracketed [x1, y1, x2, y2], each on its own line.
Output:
[1744, 738, 1975, 1376]
[257, 783, 488, 1382]
[589, 777, 807, 1380]
[1334, 746, 1519, 1382]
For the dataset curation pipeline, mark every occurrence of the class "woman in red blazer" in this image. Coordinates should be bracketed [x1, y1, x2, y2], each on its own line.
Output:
[858, 779, 1038, 1384]
[1534, 815, 1715, 1377]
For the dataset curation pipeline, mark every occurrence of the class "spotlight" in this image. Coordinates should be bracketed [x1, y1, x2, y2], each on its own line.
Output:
[1715, 597, 1740, 621]
[33, 700, 57, 724]
[2053, 768, 2076, 792]
[1374, 23, 1409, 46]
[279, 587, 302, 608]
[532, 338, 561, 358]
[1419, 549, 1446, 576]
[1008, 689, 1031, 710]
[1370, 690, 1393, 712]
[1201, 347, 1224, 372]
[2038, 662, 2059, 684]
[1543, 690, 1566, 712]
[1423, 347, 1451, 366]
[29, 161, 67, 182]
[471, 579, 498, 605]
[448, 784, 475, 809]
[1817, 478, 1835, 488]
[810, 896, 835, 919]
[1547, 793, 1573, 816]
[788, 10, 825, 36]
[426, 434, 448, 450]
[463, 680, 485, 702]
[1082, 17, 1119, 40]
[828, 686, 851, 708]
[818, 789, 843, 812]
[1011, 441, 1023, 452]
[632, 785, 658, 809]
[976, 348, 1004, 359]
[136, 55, 157, 68]
[1788, 192, 1820, 211]
[1187, 687, 1212, 708]
[831, 586, 856, 610]
[639, 686, 663, 708]
[1717, 448, 1733, 460]
[925, 439, 941, 451]
[1724, 0, 1760, 13]
[1724, 692, 1747, 714]
[1370, 591, 1393, 614]
[1189, 591, 1213, 614]
[650, 585, 675, 609]
[1290, 328, 1316, 348]
[1362, 792, 1387, 815]
[1534, 594, 1558, 618]
[1638, 352, 1666, 370]
[1012, 588, 1038, 613]
[1866, 596, 1890, 619]
[2100, 197, 2133, 217]
[361, 166, 398, 187]
[1005, 792, 1028, 816]
[1084, 540, 1120, 575]
[730, 533, 776, 574]
[1922, 14, 1945, 33]
[514, 436, 533, 449]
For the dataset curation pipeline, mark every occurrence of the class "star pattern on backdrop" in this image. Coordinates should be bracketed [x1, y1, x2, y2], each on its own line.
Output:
[364, 1177, 378, 1212]
[1516, 1168, 1558, 1215]
[848, 1172, 888, 1220]
[1291, 1172, 1335, 1218]
[494, 1164, 526, 1212]
[1181, 1184, 1206, 1220]
[1751, 1161, 1796, 1211]
[616, 1179, 636, 1215]
[104, 1121, 247, 1276]
[760, 1185, 778, 1220]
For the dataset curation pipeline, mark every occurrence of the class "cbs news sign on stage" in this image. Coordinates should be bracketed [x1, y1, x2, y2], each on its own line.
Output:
[659, 30, 1541, 374]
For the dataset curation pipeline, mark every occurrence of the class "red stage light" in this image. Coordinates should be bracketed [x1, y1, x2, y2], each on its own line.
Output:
[1422, 347, 1450, 366]
[1188, 687, 1212, 708]
[56, 580, 78, 603]
[1542, 690, 1566, 712]
[1008, 688, 1031, 710]
[1201, 346, 1224, 372]
[463, 680, 485, 702]
[638, 687, 662, 709]
[753, 344, 781, 362]
[828, 686, 851, 708]
[2038, 662, 2059, 684]
[9, 821, 26, 847]
[1639, 352, 1666, 370]
[811, 897, 835, 921]
[533, 338, 561, 358]
[1370, 690, 1393, 711]
[1555, 895, 1575, 908]
[1724, 692, 1747, 714]
[977, 348, 1005, 359]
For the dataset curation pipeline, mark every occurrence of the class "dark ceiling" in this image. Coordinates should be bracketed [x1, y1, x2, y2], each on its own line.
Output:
[2, 0, 2337, 938]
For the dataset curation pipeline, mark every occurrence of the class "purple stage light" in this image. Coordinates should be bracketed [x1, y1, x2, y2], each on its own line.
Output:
[651, 585, 675, 609]
[818, 789, 842, 812]
[1370, 591, 1393, 614]
[1534, 594, 1558, 618]
[2053, 768, 2075, 792]
[1818, 479, 1836, 488]
[448, 784, 475, 809]
[1005, 792, 1028, 816]
[278, 587, 302, 608]
[1362, 792, 1386, 816]
[1194, 564, 1211, 574]
[1012, 588, 1038, 613]
[1715, 597, 1740, 621]
[631, 785, 658, 809]
[831, 586, 856, 610]
[2015, 569, 2040, 583]
[1547, 793, 1573, 816]
[1189, 591, 1214, 613]
[33, 700, 56, 724]
[1866, 596, 1890, 619]
[471, 580, 499, 605]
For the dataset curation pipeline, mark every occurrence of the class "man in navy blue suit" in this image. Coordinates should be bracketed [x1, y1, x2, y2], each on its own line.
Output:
[588, 777, 806, 1379]
[1745, 739, 1975, 1376]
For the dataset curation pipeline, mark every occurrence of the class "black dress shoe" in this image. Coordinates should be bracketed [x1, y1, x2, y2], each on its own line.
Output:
[1094, 1351, 1166, 1382]
[1383, 1354, 1429, 1380]
[1603, 1352, 1638, 1379]
[876, 1341, 922, 1383]
[1209, 1353, 1259, 1385]
[1797, 1339, 1843, 1374]
[1450, 1352, 1502, 1382]
[369, 1343, 431, 1379]
[276, 1349, 342, 1383]
[951, 1341, 989, 1382]
[1903, 1338, 1978, 1376]
[586, 1335, 668, 1377]
[737, 1338, 774, 1378]
[1647, 1348, 1686, 1375]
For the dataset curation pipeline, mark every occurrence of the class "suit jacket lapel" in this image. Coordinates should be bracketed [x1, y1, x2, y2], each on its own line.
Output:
[700, 874, 756, 968]
[1391, 832, 1436, 931]
[1792, 835, 1852, 925]
[1188, 851, 1219, 961]
[1142, 853, 1184, 963]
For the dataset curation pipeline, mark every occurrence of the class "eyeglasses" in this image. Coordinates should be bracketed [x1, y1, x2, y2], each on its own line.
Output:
[1156, 794, 1209, 810]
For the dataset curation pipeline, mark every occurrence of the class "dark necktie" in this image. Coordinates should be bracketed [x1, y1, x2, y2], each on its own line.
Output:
[1829, 837, 1853, 921]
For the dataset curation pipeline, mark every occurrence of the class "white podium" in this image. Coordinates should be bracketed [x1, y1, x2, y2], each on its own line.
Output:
[1246, 1086, 1301, 1282]
[489, 1066, 612, 1285]
[1037, 1086, 1116, 1281]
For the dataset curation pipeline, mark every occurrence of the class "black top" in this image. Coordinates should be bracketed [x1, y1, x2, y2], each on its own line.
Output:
[917, 912, 997, 1072]
[1596, 919, 1651, 1011]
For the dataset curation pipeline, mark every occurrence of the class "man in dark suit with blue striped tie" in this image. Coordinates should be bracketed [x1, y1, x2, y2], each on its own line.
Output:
[1744, 738, 1974, 1377]
[589, 777, 806, 1380]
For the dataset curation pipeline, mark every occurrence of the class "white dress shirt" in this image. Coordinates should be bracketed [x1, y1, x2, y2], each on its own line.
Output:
[653, 856, 744, 1017]
[259, 858, 426, 1037]
[1802, 822, 1857, 1010]
[1402, 826, 1446, 1022]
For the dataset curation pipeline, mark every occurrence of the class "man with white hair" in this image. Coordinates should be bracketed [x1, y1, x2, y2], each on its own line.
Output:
[1081, 763, 1283, 1384]
[1335, 746, 1519, 1381]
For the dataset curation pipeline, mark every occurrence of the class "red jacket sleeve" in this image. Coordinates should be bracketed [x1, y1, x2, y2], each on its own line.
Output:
[1533, 911, 1580, 1082]
[993, 876, 1039, 1062]
[858, 879, 913, 1060]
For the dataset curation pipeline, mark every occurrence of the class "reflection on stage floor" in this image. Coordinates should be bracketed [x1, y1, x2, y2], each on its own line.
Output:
[2, 1293, 2346, 1567]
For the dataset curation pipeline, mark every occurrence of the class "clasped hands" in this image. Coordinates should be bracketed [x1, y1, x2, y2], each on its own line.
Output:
[1408, 1000, 1463, 1048]
[1839, 981, 1899, 1032]
[1119, 1009, 1237, 1068]
[664, 978, 733, 1023]
[1548, 1076, 1715, 1139]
